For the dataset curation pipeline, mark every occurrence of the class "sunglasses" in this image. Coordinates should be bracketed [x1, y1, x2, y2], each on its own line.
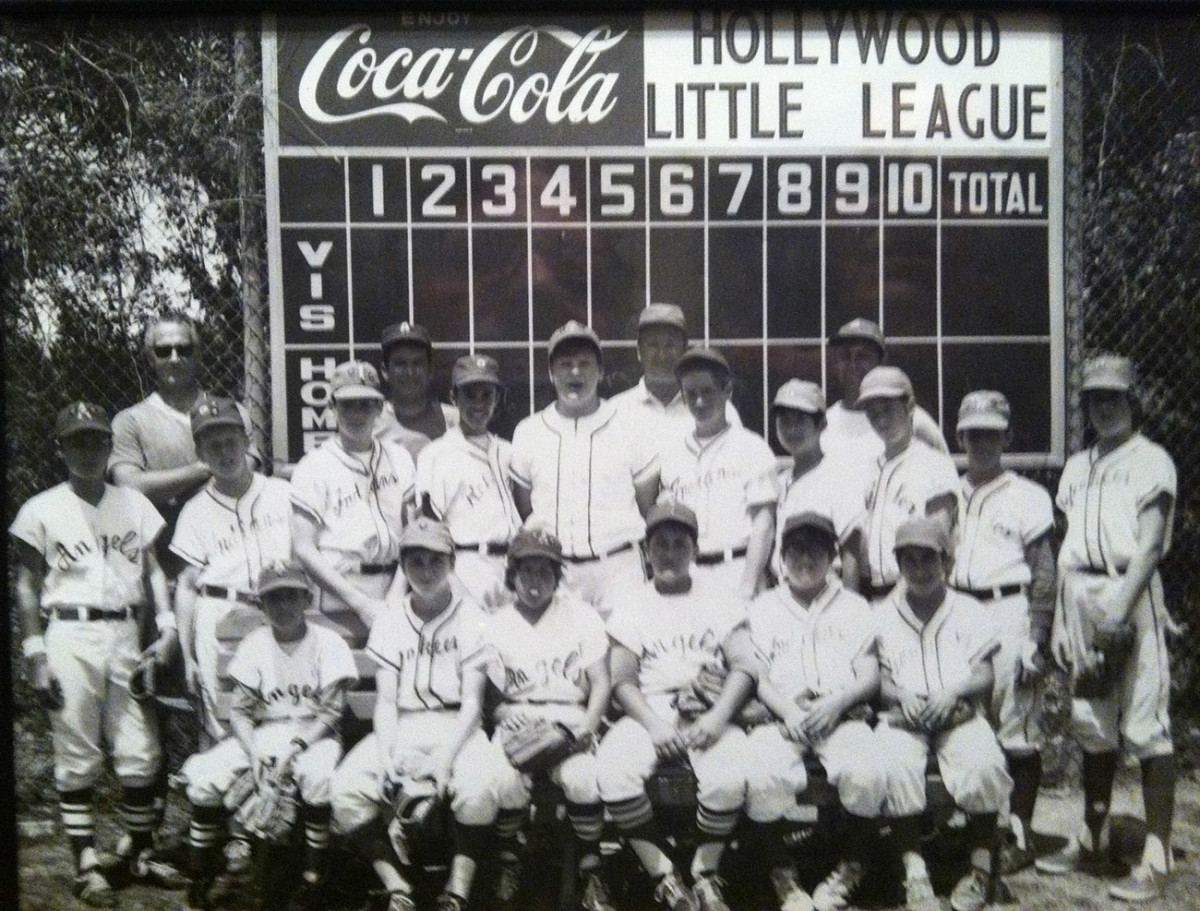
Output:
[153, 344, 195, 359]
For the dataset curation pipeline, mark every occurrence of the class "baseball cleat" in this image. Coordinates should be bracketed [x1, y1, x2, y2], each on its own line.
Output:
[654, 870, 698, 911]
[812, 859, 863, 911]
[73, 866, 117, 908]
[692, 873, 732, 911]
[1108, 863, 1167, 903]
[949, 868, 988, 911]
[770, 865, 815, 911]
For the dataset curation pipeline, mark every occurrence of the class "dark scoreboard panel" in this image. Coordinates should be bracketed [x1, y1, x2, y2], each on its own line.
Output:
[276, 150, 1053, 456]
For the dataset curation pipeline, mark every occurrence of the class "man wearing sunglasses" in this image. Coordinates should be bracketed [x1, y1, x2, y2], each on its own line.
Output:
[110, 312, 260, 567]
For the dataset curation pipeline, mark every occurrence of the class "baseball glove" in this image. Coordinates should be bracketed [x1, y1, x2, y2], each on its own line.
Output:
[1073, 621, 1135, 699]
[499, 718, 583, 775]
[234, 775, 299, 844]
[223, 768, 257, 813]
[880, 699, 976, 735]
[128, 661, 156, 703]
[672, 662, 728, 721]
[384, 777, 451, 867]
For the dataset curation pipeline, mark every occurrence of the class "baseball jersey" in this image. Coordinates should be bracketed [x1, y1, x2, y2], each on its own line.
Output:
[9, 482, 164, 609]
[227, 624, 357, 723]
[109, 392, 258, 497]
[606, 584, 747, 706]
[366, 592, 489, 712]
[510, 400, 656, 558]
[657, 425, 779, 553]
[875, 589, 996, 699]
[952, 470, 1054, 589]
[375, 401, 460, 460]
[864, 440, 960, 587]
[170, 473, 294, 591]
[480, 593, 608, 705]
[1056, 433, 1177, 573]
[747, 579, 875, 701]
[776, 456, 868, 554]
[415, 427, 520, 546]
[610, 379, 742, 455]
[290, 436, 415, 571]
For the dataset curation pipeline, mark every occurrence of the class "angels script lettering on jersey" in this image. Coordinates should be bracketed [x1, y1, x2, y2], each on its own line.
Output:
[504, 647, 584, 692]
[55, 530, 142, 570]
[260, 682, 319, 706]
[643, 628, 720, 662]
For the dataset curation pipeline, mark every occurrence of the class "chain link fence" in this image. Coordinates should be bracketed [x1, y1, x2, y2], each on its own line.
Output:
[3, 12, 1199, 736]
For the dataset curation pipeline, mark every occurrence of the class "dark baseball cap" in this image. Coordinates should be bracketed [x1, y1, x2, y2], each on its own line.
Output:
[780, 511, 838, 546]
[257, 560, 311, 597]
[451, 353, 502, 388]
[190, 395, 245, 438]
[673, 346, 730, 379]
[508, 525, 565, 565]
[399, 517, 455, 556]
[55, 402, 112, 439]
[380, 321, 433, 356]
[644, 500, 700, 538]
[893, 517, 952, 557]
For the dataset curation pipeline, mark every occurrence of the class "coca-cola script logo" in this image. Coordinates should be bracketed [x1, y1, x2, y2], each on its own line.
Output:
[298, 24, 629, 127]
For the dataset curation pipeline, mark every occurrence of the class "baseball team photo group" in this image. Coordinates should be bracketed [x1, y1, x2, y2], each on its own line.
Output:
[6, 8, 1199, 911]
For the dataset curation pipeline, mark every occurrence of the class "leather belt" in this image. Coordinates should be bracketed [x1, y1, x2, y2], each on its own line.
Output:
[563, 542, 636, 564]
[695, 546, 748, 567]
[53, 605, 134, 622]
[954, 583, 1027, 601]
[862, 581, 896, 599]
[357, 562, 399, 575]
[455, 542, 509, 556]
[199, 584, 258, 605]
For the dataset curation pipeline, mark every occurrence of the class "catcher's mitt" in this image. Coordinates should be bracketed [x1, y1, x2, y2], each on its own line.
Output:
[128, 661, 156, 702]
[1073, 621, 1135, 699]
[672, 663, 728, 721]
[234, 774, 299, 844]
[880, 699, 976, 735]
[499, 718, 584, 775]
[384, 777, 451, 867]
[645, 757, 698, 806]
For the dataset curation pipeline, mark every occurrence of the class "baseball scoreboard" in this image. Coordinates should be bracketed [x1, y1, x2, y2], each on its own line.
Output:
[264, 9, 1064, 464]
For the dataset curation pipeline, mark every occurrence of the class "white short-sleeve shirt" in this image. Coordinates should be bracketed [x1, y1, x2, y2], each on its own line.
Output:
[10, 482, 164, 609]
[875, 589, 996, 698]
[415, 427, 520, 547]
[1056, 433, 1177, 573]
[227, 624, 357, 723]
[657, 425, 779, 553]
[510, 400, 656, 558]
[952, 470, 1054, 590]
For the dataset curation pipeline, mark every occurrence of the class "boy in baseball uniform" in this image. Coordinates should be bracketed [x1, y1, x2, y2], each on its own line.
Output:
[482, 526, 614, 911]
[772, 379, 866, 591]
[951, 391, 1057, 872]
[329, 518, 505, 911]
[291, 360, 415, 640]
[415, 353, 521, 605]
[744, 512, 885, 911]
[874, 518, 1012, 911]
[657, 347, 778, 602]
[1036, 355, 1178, 902]
[180, 561, 356, 911]
[596, 502, 757, 911]
[857, 366, 959, 599]
[172, 396, 294, 743]
[510, 320, 657, 616]
[11, 403, 183, 905]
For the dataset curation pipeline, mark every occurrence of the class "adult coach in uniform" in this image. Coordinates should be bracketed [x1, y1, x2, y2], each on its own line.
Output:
[609, 303, 740, 452]
[510, 320, 657, 616]
[291, 360, 416, 638]
[821, 318, 947, 481]
[1036, 356, 1179, 903]
[951, 390, 1057, 873]
[11, 403, 183, 905]
[857, 366, 959, 600]
[415, 354, 521, 604]
[109, 312, 258, 565]
[656, 347, 778, 601]
[375, 321, 459, 460]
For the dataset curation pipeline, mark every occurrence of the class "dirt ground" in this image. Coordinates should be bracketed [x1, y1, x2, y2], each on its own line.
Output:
[14, 768, 1200, 911]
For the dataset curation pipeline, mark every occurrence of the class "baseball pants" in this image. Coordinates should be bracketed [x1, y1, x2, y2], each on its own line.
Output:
[987, 594, 1046, 754]
[193, 593, 243, 741]
[452, 552, 507, 607]
[564, 547, 646, 622]
[45, 616, 161, 791]
[493, 704, 599, 808]
[744, 720, 885, 822]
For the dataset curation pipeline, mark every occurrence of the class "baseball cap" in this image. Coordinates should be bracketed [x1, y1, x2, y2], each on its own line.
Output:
[331, 360, 385, 401]
[638, 303, 688, 333]
[257, 560, 311, 597]
[399, 517, 454, 556]
[644, 500, 700, 538]
[673, 346, 730, 378]
[855, 366, 914, 405]
[380, 321, 432, 356]
[547, 320, 602, 361]
[780, 511, 838, 546]
[451, 353, 502, 388]
[55, 402, 111, 439]
[957, 390, 1011, 431]
[772, 379, 826, 415]
[190, 395, 244, 438]
[893, 517, 952, 557]
[508, 525, 565, 565]
[1081, 354, 1135, 393]
[830, 318, 886, 353]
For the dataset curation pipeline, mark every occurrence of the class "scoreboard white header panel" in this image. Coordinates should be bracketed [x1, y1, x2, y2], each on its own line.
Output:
[263, 9, 1064, 465]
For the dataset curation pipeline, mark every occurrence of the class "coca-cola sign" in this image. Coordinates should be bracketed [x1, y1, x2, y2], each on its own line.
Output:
[276, 14, 644, 146]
